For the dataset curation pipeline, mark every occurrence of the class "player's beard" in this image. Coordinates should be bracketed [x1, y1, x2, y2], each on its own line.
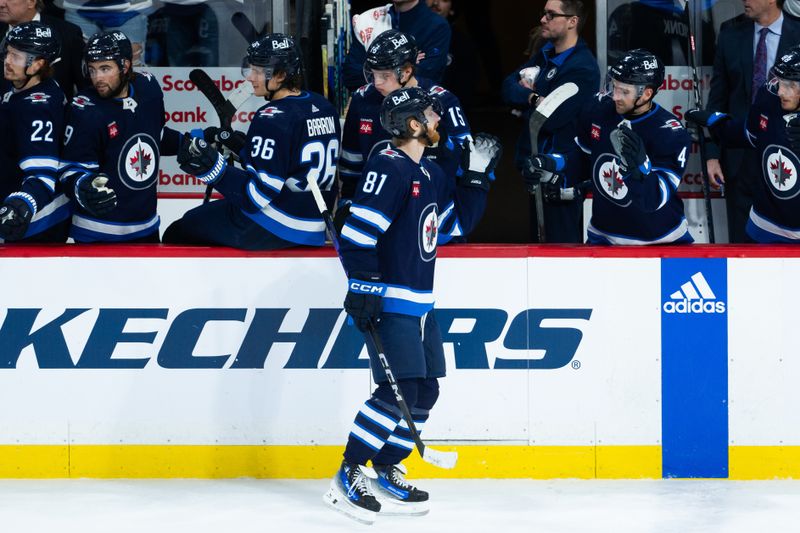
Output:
[416, 123, 440, 147]
[96, 75, 128, 99]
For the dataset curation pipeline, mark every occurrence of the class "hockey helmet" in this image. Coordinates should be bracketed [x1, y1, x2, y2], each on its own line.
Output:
[380, 86, 442, 138]
[243, 33, 302, 80]
[768, 45, 800, 96]
[84, 30, 133, 71]
[364, 30, 418, 84]
[607, 49, 665, 96]
[1, 21, 60, 66]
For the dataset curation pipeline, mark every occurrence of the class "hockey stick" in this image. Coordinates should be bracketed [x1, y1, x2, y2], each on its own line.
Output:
[684, 1, 716, 243]
[306, 175, 458, 470]
[189, 69, 252, 203]
[528, 82, 579, 243]
[232, 11, 260, 43]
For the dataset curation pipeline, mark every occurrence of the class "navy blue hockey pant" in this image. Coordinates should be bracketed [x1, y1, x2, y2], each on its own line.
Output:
[343, 311, 445, 466]
[162, 198, 295, 250]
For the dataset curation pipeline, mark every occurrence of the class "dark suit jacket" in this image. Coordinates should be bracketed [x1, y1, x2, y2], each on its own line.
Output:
[706, 14, 800, 165]
[1, 15, 87, 101]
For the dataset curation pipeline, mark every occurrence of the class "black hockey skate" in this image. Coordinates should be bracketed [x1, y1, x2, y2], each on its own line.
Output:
[371, 463, 430, 516]
[323, 460, 381, 525]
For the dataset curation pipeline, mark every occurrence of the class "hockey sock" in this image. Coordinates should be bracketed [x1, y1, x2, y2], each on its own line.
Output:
[343, 379, 419, 465]
[371, 378, 439, 465]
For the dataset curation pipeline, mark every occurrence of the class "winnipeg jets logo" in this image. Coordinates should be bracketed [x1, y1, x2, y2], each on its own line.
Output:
[662, 119, 683, 130]
[379, 147, 402, 159]
[764, 147, 799, 197]
[546, 67, 557, 80]
[418, 203, 439, 262]
[259, 106, 283, 118]
[122, 97, 137, 113]
[117, 134, 159, 191]
[24, 92, 50, 104]
[429, 85, 447, 96]
[594, 154, 631, 206]
[71, 95, 94, 108]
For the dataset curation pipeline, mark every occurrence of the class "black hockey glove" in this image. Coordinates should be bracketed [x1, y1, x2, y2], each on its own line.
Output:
[523, 153, 565, 194]
[684, 108, 729, 130]
[333, 199, 351, 236]
[343, 272, 386, 332]
[177, 135, 227, 185]
[458, 133, 503, 191]
[204, 126, 247, 158]
[786, 115, 800, 152]
[76, 174, 117, 216]
[0, 195, 34, 241]
[610, 126, 650, 178]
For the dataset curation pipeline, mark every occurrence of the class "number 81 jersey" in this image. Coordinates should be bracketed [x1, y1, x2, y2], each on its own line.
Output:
[235, 91, 341, 245]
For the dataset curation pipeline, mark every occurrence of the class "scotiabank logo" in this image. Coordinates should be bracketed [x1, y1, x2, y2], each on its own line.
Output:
[662, 272, 726, 314]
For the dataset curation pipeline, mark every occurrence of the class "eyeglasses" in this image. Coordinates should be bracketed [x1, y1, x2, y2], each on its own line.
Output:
[541, 10, 576, 20]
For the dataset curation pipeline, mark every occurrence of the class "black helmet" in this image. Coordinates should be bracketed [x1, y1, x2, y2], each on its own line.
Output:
[768, 45, 800, 96]
[243, 33, 301, 79]
[2, 21, 60, 65]
[84, 30, 133, 71]
[608, 49, 665, 93]
[364, 30, 418, 84]
[380, 86, 441, 138]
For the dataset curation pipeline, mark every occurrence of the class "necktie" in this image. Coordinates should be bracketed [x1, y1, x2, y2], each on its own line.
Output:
[752, 27, 769, 102]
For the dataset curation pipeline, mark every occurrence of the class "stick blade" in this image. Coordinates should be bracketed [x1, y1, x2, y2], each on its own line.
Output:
[422, 447, 458, 469]
[535, 82, 579, 119]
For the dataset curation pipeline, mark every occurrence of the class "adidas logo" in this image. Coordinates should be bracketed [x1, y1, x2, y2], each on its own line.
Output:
[311, 104, 319, 113]
[662, 271, 726, 314]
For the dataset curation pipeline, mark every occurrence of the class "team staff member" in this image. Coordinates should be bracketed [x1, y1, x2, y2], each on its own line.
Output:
[60, 30, 182, 242]
[324, 86, 500, 523]
[527, 49, 693, 245]
[502, 0, 600, 243]
[0, 21, 71, 242]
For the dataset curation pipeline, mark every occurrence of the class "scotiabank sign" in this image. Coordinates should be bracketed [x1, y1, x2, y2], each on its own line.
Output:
[153, 67, 262, 195]
[0, 307, 592, 370]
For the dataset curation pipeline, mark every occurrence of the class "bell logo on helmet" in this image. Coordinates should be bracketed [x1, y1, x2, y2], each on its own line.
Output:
[390, 35, 409, 49]
[112, 32, 125, 41]
[391, 91, 410, 105]
[272, 38, 291, 50]
[34, 27, 52, 38]
[643, 59, 658, 70]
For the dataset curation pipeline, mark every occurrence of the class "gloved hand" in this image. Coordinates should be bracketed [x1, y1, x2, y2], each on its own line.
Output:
[333, 198, 352, 236]
[177, 134, 227, 184]
[76, 174, 117, 216]
[457, 133, 503, 191]
[684, 108, 729, 129]
[0, 195, 34, 241]
[203, 126, 247, 157]
[523, 153, 565, 194]
[786, 115, 800, 152]
[343, 272, 385, 332]
[609, 126, 650, 177]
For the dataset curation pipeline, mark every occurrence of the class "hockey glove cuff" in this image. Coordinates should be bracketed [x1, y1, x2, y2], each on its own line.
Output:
[344, 272, 386, 332]
[76, 174, 117, 216]
[685, 109, 729, 129]
[204, 126, 247, 157]
[178, 135, 227, 185]
[0, 194, 35, 241]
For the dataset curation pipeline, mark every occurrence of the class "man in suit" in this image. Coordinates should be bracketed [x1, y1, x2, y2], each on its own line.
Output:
[704, 0, 800, 242]
[0, 0, 86, 100]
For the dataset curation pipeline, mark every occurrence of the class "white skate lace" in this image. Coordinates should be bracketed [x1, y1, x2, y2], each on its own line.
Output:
[347, 466, 372, 499]
[387, 466, 412, 489]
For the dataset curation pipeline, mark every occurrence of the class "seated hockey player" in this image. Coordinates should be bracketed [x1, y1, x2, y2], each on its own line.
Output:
[526, 49, 693, 245]
[323, 86, 501, 524]
[161, 33, 341, 250]
[686, 45, 800, 243]
[59, 30, 182, 242]
[0, 21, 71, 243]
[339, 29, 473, 220]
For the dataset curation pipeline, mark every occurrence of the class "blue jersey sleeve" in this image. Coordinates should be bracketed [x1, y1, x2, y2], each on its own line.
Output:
[59, 96, 104, 200]
[340, 89, 367, 193]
